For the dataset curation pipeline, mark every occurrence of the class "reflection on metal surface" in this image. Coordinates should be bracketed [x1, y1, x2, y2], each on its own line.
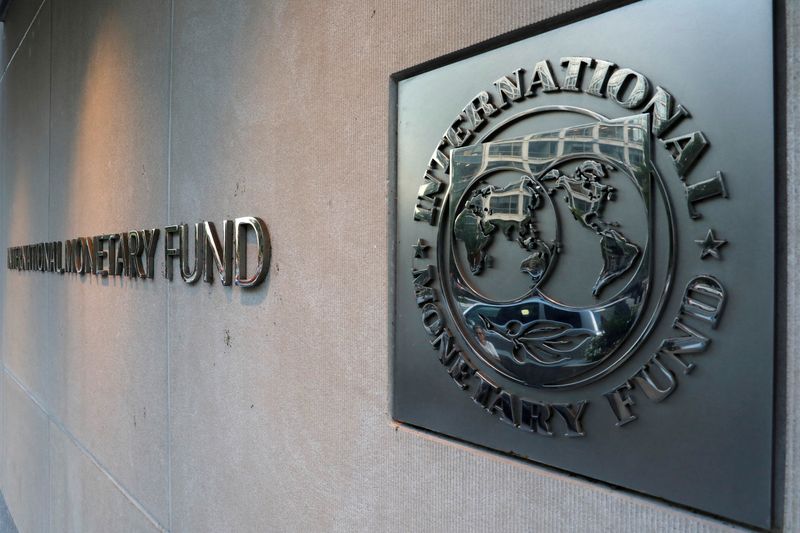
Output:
[234, 216, 270, 288]
[128, 230, 145, 278]
[412, 238, 429, 259]
[685, 171, 728, 219]
[632, 354, 676, 402]
[398, 52, 743, 438]
[453, 175, 556, 281]
[393, 4, 775, 525]
[180, 223, 205, 284]
[560, 57, 592, 92]
[445, 114, 661, 388]
[695, 229, 727, 259]
[115, 234, 129, 276]
[543, 161, 639, 296]
[93, 235, 110, 276]
[204, 221, 233, 285]
[607, 68, 650, 108]
[143, 229, 160, 279]
[164, 225, 180, 280]
[680, 275, 725, 327]
[6, 217, 271, 289]
[585, 59, 614, 97]
[604, 381, 637, 426]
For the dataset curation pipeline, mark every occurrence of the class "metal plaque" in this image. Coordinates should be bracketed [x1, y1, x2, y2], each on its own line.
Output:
[390, 0, 775, 527]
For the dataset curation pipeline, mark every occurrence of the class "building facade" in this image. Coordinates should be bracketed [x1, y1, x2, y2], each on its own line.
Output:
[0, 0, 797, 531]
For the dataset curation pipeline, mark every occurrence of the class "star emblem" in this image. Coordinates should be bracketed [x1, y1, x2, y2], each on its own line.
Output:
[412, 238, 429, 259]
[695, 229, 727, 259]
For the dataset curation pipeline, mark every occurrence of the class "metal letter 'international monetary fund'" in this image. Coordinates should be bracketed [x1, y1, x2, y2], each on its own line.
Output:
[391, 0, 775, 528]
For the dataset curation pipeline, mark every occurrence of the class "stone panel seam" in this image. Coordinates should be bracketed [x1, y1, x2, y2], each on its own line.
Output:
[45, 1, 52, 529]
[784, 0, 799, 528]
[0, 0, 46, 83]
[1, 366, 168, 533]
[45, 407, 50, 533]
[46, 1, 52, 529]
[166, 0, 175, 530]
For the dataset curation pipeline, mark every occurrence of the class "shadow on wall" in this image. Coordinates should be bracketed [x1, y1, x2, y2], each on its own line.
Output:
[51, 0, 148, 236]
[1, 1, 53, 424]
[47, 1, 275, 305]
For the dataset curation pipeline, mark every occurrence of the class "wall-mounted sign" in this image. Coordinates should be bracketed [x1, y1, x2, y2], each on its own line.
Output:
[6, 217, 270, 288]
[391, 0, 775, 527]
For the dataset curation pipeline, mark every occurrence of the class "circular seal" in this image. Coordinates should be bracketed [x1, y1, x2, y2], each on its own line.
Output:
[437, 107, 674, 389]
[408, 58, 728, 436]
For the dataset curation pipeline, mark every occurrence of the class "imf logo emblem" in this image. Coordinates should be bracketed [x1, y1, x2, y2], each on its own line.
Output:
[409, 58, 728, 436]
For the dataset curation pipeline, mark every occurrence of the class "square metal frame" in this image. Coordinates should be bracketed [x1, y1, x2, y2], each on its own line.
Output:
[386, 0, 788, 528]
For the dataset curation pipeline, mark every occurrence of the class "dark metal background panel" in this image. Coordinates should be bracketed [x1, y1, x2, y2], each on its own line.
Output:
[391, 0, 775, 527]
[0, 0, 13, 22]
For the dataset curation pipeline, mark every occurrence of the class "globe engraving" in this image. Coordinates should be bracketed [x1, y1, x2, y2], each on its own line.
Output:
[454, 160, 639, 298]
[443, 114, 662, 388]
[453, 175, 557, 290]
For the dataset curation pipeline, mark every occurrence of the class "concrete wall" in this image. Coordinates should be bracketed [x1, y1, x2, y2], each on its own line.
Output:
[0, 0, 796, 531]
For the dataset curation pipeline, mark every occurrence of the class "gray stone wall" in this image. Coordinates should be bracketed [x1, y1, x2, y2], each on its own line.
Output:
[0, 0, 795, 531]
